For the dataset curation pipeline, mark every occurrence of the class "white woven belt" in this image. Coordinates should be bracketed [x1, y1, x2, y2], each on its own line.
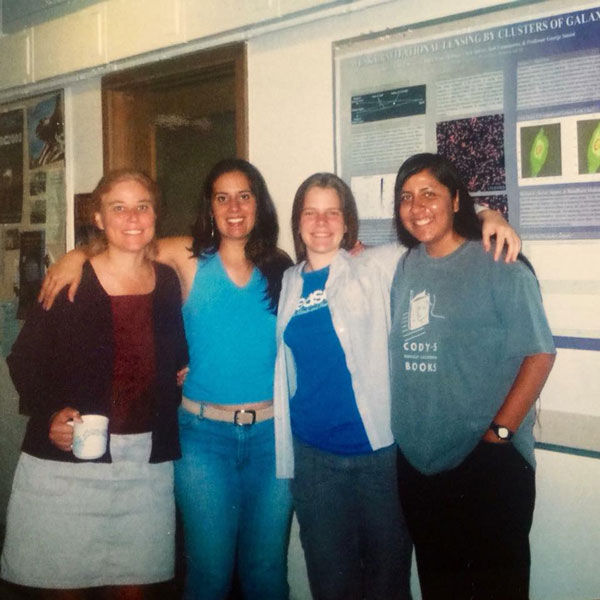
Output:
[181, 396, 274, 426]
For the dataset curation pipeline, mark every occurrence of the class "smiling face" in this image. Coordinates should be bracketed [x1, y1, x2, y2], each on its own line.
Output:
[398, 169, 462, 257]
[299, 185, 346, 269]
[94, 178, 156, 254]
[211, 170, 257, 245]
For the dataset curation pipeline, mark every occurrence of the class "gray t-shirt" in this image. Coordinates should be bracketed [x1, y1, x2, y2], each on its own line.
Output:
[389, 240, 555, 475]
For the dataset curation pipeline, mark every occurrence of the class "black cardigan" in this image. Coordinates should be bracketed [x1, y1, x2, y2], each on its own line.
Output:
[7, 261, 188, 463]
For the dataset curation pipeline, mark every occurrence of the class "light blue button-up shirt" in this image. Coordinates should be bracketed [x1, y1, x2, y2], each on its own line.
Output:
[274, 244, 405, 478]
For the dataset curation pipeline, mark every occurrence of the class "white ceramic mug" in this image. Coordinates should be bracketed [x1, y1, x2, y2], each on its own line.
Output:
[71, 414, 109, 460]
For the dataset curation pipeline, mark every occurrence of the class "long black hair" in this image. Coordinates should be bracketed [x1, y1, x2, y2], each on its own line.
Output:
[393, 152, 535, 273]
[393, 153, 482, 249]
[190, 158, 292, 311]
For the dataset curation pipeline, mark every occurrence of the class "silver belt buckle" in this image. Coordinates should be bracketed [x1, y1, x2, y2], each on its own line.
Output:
[234, 409, 256, 426]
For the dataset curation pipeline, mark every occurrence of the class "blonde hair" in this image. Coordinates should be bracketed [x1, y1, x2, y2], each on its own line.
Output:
[88, 169, 160, 257]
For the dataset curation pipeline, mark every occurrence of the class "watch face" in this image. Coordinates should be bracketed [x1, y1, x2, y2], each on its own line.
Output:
[498, 426, 510, 439]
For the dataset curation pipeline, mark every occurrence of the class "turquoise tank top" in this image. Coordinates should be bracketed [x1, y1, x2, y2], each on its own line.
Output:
[182, 252, 276, 404]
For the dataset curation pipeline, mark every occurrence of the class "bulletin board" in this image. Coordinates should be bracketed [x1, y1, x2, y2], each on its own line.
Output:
[334, 0, 600, 457]
[0, 91, 66, 355]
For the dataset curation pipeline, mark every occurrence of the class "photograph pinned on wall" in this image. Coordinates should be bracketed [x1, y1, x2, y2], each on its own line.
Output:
[0, 109, 24, 224]
[520, 123, 562, 179]
[577, 119, 600, 175]
[30, 198, 47, 224]
[436, 114, 506, 193]
[27, 94, 65, 169]
[29, 170, 47, 196]
[5, 228, 19, 250]
[43, 168, 66, 245]
[17, 230, 45, 319]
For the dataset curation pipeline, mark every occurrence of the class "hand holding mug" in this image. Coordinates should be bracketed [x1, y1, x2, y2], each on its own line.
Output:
[49, 407, 82, 452]
[71, 415, 109, 459]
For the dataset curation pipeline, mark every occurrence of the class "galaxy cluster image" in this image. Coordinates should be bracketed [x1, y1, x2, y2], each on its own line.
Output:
[436, 114, 506, 192]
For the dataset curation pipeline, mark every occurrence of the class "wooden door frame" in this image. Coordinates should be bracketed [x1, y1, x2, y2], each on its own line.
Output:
[101, 43, 248, 174]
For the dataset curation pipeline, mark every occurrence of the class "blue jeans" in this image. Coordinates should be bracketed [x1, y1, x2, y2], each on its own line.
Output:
[174, 408, 293, 600]
[291, 439, 413, 600]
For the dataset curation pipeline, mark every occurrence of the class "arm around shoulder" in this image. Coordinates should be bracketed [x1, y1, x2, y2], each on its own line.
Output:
[38, 247, 87, 309]
[361, 242, 406, 284]
[476, 208, 521, 262]
[155, 236, 194, 271]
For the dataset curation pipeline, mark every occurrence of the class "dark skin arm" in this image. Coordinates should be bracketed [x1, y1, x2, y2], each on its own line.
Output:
[483, 352, 556, 443]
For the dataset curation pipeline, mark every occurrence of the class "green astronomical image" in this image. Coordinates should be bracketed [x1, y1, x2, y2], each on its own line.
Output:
[577, 119, 600, 174]
[520, 123, 562, 178]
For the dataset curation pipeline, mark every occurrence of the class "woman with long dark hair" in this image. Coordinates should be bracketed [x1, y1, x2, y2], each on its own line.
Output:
[389, 153, 556, 599]
[171, 159, 293, 600]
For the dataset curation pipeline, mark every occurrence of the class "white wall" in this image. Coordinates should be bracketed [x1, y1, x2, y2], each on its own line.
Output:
[531, 450, 600, 600]
[247, 0, 522, 255]
[69, 78, 104, 195]
[246, 3, 600, 598]
[1, 1, 599, 598]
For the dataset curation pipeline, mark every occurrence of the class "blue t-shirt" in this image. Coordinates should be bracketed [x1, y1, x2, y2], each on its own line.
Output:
[389, 241, 555, 474]
[284, 266, 371, 455]
[183, 252, 276, 404]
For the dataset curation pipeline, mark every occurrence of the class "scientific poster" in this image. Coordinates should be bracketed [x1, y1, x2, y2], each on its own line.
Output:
[335, 0, 600, 242]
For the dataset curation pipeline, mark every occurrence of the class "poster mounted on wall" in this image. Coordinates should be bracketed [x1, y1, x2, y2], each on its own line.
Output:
[0, 110, 24, 224]
[0, 90, 65, 327]
[17, 230, 45, 319]
[27, 94, 65, 169]
[334, 0, 600, 244]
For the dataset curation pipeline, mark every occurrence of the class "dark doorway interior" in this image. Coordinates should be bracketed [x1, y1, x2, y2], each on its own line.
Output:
[102, 44, 247, 237]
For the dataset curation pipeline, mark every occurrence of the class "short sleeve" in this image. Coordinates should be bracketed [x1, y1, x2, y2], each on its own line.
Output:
[361, 243, 406, 286]
[493, 260, 555, 359]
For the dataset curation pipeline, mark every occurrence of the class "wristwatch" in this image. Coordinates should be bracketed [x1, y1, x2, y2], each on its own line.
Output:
[489, 421, 514, 441]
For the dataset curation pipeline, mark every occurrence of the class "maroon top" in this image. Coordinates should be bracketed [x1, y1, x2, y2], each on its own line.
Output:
[109, 293, 157, 434]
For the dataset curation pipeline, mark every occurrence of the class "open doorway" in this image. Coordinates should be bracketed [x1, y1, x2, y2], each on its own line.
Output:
[102, 44, 247, 237]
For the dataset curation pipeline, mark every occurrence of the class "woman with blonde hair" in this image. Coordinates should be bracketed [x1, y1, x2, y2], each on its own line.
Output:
[2, 170, 188, 599]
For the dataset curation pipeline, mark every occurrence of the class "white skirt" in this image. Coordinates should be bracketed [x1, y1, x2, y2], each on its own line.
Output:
[1, 433, 175, 589]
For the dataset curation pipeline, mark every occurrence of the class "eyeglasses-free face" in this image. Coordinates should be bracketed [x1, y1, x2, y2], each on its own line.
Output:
[94, 179, 156, 254]
[211, 170, 257, 244]
[398, 169, 462, 258]
[299, 185, 347, 269]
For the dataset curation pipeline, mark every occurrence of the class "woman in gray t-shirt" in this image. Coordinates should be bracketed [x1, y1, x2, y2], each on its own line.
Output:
[389, 153, 556, 600]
